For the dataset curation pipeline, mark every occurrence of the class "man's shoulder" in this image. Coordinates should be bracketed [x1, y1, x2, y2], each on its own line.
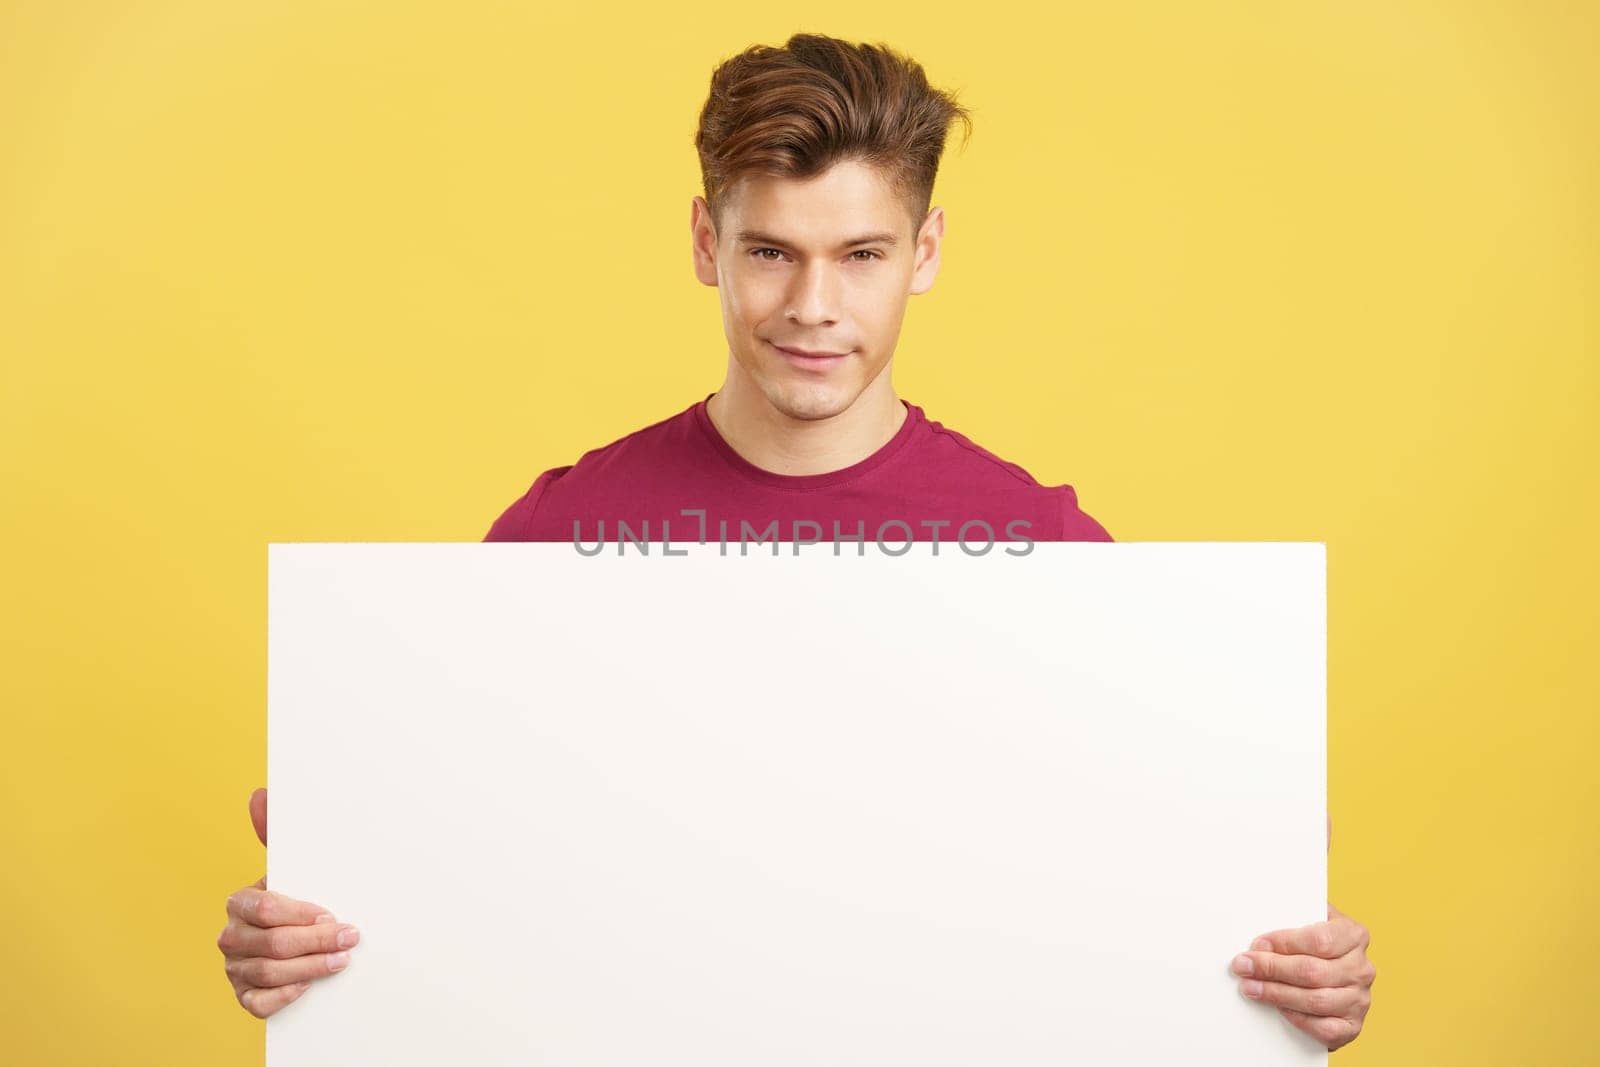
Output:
[481, 399, 701, 541]
[551, 399, 702, 482]
[908, 407, 1115, 542]
[912, 407, 1053, 489]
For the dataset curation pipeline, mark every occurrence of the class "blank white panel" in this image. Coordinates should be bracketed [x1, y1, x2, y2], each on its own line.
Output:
[267, 541, 1326, 1065]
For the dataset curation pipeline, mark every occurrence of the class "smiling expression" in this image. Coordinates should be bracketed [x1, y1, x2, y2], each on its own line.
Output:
[692, 158, 945, 421]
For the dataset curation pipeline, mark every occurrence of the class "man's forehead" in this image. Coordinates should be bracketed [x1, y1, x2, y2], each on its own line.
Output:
[722, 162, 911, 245]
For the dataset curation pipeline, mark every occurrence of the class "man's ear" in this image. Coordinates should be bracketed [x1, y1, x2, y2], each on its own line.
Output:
[909, 206, 944, 296]
[690, 196, 719, 287]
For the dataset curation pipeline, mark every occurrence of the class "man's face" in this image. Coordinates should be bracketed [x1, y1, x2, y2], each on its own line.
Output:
[692, 158, 943, 421]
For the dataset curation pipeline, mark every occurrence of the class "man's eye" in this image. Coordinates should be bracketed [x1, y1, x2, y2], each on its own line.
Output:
[751, 248, 881, 262]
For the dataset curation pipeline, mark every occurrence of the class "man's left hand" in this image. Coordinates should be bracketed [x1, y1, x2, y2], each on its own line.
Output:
[1230, 817, 1375, 1051]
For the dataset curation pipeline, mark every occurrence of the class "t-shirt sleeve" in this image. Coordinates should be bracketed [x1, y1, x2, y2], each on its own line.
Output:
[1061, 484, 1114, 542]
[481, 466, 571, 542]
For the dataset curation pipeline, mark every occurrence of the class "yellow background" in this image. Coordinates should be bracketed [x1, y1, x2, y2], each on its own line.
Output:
[2, 1, 1594, 1063]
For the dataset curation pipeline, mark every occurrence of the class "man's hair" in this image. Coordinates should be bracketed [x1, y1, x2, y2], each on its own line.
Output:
[694, 33, 973, 238]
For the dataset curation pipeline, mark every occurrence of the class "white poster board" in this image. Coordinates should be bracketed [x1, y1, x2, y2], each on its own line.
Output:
[267, 541, 1326, 1064]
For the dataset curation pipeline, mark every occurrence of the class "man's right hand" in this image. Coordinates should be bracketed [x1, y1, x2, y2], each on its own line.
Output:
[216, 787, 361, 1018]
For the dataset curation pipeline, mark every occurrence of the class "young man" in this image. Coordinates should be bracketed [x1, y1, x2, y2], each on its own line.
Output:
[218, 33, 1374, 1051]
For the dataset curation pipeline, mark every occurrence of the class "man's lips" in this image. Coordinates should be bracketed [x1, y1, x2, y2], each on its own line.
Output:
[771, 342, 850, 360]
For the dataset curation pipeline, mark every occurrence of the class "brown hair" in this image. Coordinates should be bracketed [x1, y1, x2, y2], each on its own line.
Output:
[694, 33, 973, 238]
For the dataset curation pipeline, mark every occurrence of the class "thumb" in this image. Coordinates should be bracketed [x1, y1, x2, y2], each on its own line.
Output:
[249, 787, 267, 847]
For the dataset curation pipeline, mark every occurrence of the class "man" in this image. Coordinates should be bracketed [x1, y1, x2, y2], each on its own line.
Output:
[217, 32, 1375, 1051]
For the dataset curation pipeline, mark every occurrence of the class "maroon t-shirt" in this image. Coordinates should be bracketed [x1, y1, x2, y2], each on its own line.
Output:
[483, 393, 1113, 549]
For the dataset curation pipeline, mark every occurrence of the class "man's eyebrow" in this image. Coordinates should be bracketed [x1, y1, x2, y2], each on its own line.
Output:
[734, 229, 900, 249]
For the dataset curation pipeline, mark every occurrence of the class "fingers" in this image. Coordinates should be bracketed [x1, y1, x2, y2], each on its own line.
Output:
[223, 940, 355, 989]
[1277, 1004, 1366, 1051]
[250, 787, 268, 847]
[1232, 942, 1363, 990]
[219, 912, 360, 959]
[1233, 900, 1374, 1051]
[236, 980, 313, 1020]
[217, 878, 361, 1018]
[1250, 909, 1368, 960]
[226, 886, 332, 929]
[1238, 973, 1368, 1019]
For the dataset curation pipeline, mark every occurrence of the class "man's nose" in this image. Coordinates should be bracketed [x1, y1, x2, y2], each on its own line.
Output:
[786, 261, 842, 325]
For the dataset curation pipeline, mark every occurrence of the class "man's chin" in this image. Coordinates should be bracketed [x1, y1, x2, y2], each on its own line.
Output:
[763, 381, 859, 422]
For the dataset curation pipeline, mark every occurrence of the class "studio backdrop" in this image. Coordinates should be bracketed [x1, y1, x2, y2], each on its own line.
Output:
[1, 2, 1594, 1064]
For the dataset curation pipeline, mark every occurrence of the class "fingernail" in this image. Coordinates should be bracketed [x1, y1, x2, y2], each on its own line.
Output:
[295, 981, 312, 992]
[337, 925, 360, 949]
[327, 951, 350, 972]
[1251, 937, 1272, 952]
[1241, 979, 1263, 999]
[1231, 954, 1254, 976]
[314, 913, 337, 924]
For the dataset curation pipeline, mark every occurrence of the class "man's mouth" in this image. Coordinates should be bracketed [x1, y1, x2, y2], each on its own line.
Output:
[771, 341, 851, 367]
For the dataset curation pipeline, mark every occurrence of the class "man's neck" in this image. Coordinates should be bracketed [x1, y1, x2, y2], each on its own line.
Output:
[705, 367, 907, 477]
